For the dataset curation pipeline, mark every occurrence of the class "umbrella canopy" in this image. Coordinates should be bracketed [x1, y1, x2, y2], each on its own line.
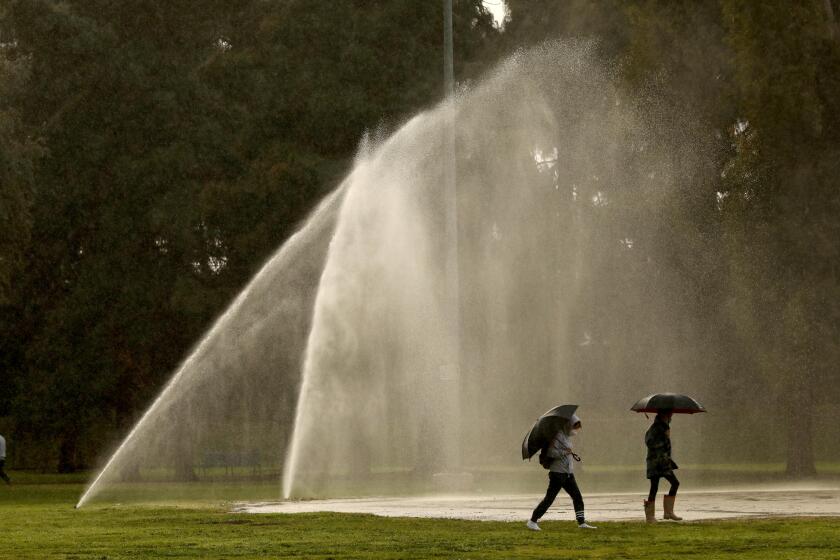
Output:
[631, 393, 706, 414]
[521, 404, 578, 460]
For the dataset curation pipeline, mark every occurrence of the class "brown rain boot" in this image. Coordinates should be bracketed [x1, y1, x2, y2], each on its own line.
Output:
[644, 500, 656, 523]
[663, 495, 683, 521]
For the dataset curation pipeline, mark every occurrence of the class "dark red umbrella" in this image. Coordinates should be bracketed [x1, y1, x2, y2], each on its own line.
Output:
[631, 393, 706, 414]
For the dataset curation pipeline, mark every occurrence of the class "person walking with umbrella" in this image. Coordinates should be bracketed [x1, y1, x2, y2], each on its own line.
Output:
[631, 393, 706, 523]
[522, 406, 596, 530]
[644, 409, 680, 522]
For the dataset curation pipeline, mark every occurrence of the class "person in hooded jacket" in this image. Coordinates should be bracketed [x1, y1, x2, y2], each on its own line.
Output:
[0, 434, 10, 485]
[644, 409, 682, 522]
[527, 415, 596, 530]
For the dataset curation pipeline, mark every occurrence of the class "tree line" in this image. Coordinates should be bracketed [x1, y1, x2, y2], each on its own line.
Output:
[1, 0, 839, 475]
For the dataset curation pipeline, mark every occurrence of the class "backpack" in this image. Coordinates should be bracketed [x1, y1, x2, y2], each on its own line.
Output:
[538, 447, 552, 469]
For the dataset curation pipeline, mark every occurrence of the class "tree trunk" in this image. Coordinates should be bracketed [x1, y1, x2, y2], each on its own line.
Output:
[173, 419, 198, 481]
[174, 459, 198, 481]
[785, 382, 817, 477]
[57, 435, 78, 473]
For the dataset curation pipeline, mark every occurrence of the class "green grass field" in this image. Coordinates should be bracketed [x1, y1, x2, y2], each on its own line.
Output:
[1, 473, 839, 559]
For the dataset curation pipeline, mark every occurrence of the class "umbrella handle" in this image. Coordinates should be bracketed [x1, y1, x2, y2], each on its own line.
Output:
[561, 446, 582, 462]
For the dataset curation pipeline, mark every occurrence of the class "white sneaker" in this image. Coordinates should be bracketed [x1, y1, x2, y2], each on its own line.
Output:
[578, 522, 597, 529]
[526, 520, 541, 531]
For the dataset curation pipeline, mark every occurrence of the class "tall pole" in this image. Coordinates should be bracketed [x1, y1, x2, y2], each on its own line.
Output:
[444, 0, 454, 97]
[442, 0, 462, 472]
[825, 0, 839, 42]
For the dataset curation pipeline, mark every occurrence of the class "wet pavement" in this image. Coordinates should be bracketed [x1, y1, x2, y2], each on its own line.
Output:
[236, 486, 840, 522]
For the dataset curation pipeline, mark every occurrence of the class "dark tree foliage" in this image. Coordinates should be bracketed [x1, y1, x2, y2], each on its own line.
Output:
[0, 19, 43, 423]
[3, 0, 839, 477]
[505, 0, 840, 475]
[720, 0, 840, 476]
[0, 0, 498, 471]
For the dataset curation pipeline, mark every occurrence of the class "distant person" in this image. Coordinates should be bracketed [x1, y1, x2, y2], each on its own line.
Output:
[527, 415, 597, 530]
[0, 433, 10, 485]
[644, 409, 681, 522]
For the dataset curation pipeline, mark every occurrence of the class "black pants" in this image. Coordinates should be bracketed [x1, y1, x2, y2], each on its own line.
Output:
[0, 460, 10, 485]
[647, 473, 679, 501]
[531, 472, 585, 524]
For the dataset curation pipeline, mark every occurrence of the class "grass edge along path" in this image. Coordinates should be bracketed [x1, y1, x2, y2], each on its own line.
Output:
[1, 480, 839, 559]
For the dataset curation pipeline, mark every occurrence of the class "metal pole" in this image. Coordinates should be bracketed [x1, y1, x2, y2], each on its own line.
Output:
[444, 0, 454, 98]
[825, 0, 839, 42]
[442, 0, 462, 471]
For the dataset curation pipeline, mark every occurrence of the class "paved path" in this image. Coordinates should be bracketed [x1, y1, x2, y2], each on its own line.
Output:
[236, 486, 840, 522]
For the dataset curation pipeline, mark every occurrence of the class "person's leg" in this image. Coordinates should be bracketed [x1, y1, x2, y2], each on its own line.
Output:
[664, 473, 680, 496]
[561, 474, 587, 525]
[531, 472, 562, 522]
[662, 474, 682, 520]
[0, 460, 10, 484]
[647, 476, 660, 502]
[644, 477, 659, 523]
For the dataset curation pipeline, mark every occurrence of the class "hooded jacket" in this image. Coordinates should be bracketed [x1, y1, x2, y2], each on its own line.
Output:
[547, 414, 580, 474]
[645, 415, 677, 478]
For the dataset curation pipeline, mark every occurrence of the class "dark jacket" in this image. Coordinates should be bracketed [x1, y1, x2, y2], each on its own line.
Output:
[645, 416, 678, 479]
